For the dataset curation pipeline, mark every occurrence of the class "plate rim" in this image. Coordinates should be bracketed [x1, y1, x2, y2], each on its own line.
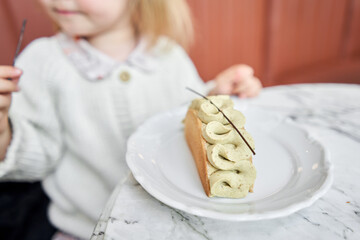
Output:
[126, 107, 334, 221]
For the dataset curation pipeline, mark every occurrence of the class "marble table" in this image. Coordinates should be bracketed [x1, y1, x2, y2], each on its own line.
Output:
[91, 84, 360, 240]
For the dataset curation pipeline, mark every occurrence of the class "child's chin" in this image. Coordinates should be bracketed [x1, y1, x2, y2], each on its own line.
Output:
[60, 25, 96, 38]
[62, 30, 90, 38]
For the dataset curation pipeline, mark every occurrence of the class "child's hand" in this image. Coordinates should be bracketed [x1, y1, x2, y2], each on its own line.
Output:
[210, 64, 262, 98]
[0, 66, 21, 133]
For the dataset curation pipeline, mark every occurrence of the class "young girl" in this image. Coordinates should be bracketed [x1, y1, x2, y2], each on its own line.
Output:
[0, 0, 262, 239]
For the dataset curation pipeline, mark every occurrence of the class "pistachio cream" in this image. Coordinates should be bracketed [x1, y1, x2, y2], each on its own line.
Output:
[190, 95, 256, 198]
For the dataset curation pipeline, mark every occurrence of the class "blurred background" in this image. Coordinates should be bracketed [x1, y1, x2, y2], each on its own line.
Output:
[0, 0, 359, 87]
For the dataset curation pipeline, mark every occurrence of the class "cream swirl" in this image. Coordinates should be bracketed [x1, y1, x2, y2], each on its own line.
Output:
[209, 161, 256, 198]
[190, 96, 246, 127]
[190, 95, 256, 198]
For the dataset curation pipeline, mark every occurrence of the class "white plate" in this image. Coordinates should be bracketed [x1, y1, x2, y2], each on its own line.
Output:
[126, 102, 333, 221]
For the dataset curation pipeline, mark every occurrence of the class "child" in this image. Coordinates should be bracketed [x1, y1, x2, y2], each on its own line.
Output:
[0, 0, 262, 239]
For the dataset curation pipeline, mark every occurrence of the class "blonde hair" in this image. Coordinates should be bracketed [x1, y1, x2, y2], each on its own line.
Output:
[130, 0, 194, 50]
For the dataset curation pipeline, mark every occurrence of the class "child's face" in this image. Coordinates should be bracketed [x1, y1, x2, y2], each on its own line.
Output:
[38, 0, 132, 37]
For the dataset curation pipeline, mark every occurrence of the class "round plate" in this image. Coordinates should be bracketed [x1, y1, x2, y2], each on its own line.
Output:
[126, 102, 333, 221]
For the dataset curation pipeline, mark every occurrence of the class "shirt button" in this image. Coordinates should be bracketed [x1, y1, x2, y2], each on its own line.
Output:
[119, 71, 131, 82]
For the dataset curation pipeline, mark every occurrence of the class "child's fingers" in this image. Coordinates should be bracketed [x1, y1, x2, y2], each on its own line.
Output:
[233, 77, 262, 98]
[10, 76, 21, 85]
[233, 65, 254, 83]
[222, 64, 254, 85]
[0, 94, 11, 110]
[235, 84, 252, 98]
[232, 76, 254, 93]
[213, 65, 256, 95]
[0, 78, 20, 93]
[0, 66, 22, 79]
[215, 65, 253, 84]
[242, 84, 261, 98]
[244, 81, 262, 98]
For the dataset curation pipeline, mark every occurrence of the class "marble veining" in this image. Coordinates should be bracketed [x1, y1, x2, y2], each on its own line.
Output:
[91, 84, 360, 240]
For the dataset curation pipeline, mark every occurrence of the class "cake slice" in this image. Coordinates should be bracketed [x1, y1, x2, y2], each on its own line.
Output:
[184, 95, 256, 198]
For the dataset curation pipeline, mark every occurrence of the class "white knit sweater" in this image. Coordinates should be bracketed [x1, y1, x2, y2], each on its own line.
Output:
[0, 34, 209, 238]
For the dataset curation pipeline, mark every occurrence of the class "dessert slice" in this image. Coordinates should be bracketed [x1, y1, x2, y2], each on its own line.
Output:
[184, 95, 256, 198]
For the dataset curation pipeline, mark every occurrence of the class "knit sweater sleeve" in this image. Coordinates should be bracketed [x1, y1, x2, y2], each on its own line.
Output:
[0, 38, 63, 181]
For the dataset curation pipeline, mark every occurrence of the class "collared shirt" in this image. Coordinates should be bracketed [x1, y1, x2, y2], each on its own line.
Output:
[56, 33, 158, 81]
